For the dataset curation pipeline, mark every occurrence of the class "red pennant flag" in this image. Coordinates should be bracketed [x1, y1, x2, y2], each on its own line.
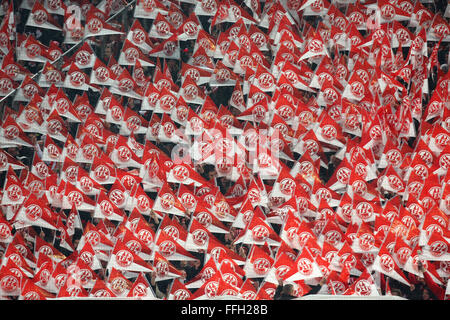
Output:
[0, 149, 26, 172]
[185, 256, 219, 289]
[76, 238, 103, 271]
[89, 278, 117, 298]
[12, 193, 58, 231]
[155, 229, 197, 262]
[0, 259, 25, 297]
[118, 39, 155, 68]
[373, 239, 411, 286]
[42, 135, 63, 164]
[185, 217, 212, 252]
[421, 231, 450, 262]
[107, 238, 153, 273]
[237, 278, 259, 300]
[243, 244, 274, 278]
[193, 202, 230, 235]
[20, 278, 55, 300]
[56, 273, 90, 298]
[158, 214, 188, 247]
[90, 57, 116, 87]
[17, 34, 53, 63]
[149, 12, 176, 39]
[180, 75, 206, 105]
[266, 251, 296, 284]
[1, 50, 33, 83]
[134, 0, 168, 19]
[127, 211, 156, 249]
[190, 271, 222, 300]
[63, 42, 96, 71]
[148, 34, 180, 60]
[93, 190, 126, 222]
[126, 18, 154, 53]
[84, 7, 124, 38]
[177, 12, 201, 41]
[180, 62, 213, 86]
[34, 234, 66, 262]
[1, 165, 28, 206]
[106, 268, 133, 297]
[0, 114, 34, 148]
[153, 182, 187, 217]
[153, 250, 184, 281]
[120, 106, 149, 136]
[126, 272, 157, 299]
[167, 162, 209, 187]
[168, 278, 192, 300]
[63, 62, 98, 92]
[0, 211, 13, 244]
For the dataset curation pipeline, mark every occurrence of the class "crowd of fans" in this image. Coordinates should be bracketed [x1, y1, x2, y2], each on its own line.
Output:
[0, 0, 449, 300]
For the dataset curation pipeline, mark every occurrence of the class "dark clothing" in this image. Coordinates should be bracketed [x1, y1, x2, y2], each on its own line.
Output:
[306, 284, 323, 296]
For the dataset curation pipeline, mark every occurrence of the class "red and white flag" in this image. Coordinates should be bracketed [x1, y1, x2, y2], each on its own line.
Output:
[118, 39, 155, 68]
[193, 202, 230, 235]
[421, 231, 450, 262]
[0, 212, 14, 244]
[167, 163, 209, 187]
[0, 259, 25, 297]
[17, 34, 53, 63]
[20, 278, 55, 300]
[107, 238, 153, 273]
[110, 67, 143, 100]
[265, 251, 296, 284]
[155, 229, 197, 262]
[63, 62, 99, 92]
[12, 193, 58, 231]
[125, 272, 157, 299]
[106, 268, 133, 297]
[180, 63, 213, 86]
[158, 214, 188, 247]
[0, 114, 33, 148]
[177, 12, 201, 41]
[109, 135, 142, 169]
[126, 18, 153, 53]
[243, 244, 274, 279]
[89, 278, 117, 298]
[64, 42, 96, 71]
[344, 269, 379, 296]
[0, 69, 17, 98]
[153, 250, 184, 281]
[93, 191, 126, 222]
[372, 241, 410, 286]
[185, 256, 219, 289]
[152, 182, 187, 217]
[1, 166, 28, 206]
[180, 75, 206, 105]
[134, 0, 169, 19]
[42, 135, 63, 164]
[299, 31, 329, 61]
[1, 50, 33, 82]
[148, 34, 180, 60]
[149, 12, 176, 40]
[185, 217, 212, 252]
[14, 75, 46, 104]
[90, 57, 116, 87]
[25, 0, 62, 31]
[168, 278, 192, 300]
